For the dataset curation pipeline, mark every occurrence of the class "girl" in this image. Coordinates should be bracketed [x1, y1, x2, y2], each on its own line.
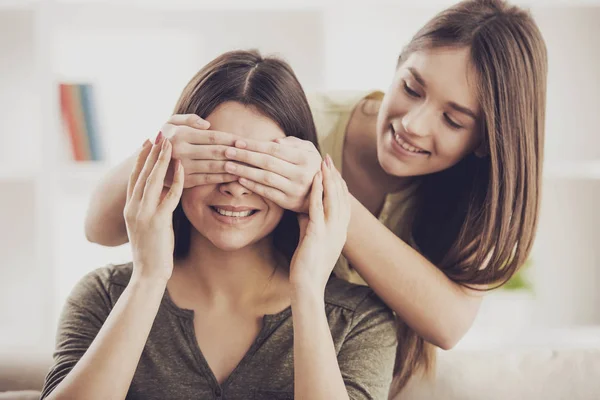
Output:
[84, 0, 548, 391]
[41, 51, 397, 400]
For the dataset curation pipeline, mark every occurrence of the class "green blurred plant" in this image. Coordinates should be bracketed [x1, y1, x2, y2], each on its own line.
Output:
[502, 258, 533, 291]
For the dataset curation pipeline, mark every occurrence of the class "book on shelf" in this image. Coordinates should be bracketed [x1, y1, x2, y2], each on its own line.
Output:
[58, 83, 104, 162]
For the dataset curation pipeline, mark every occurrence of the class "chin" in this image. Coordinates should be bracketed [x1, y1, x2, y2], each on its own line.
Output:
[377, 147, 412, 177]
[206, 233, 256, 252]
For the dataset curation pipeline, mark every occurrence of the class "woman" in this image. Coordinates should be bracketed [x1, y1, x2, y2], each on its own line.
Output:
[84, 0, 548, 391]
[41, 51, 397, 400]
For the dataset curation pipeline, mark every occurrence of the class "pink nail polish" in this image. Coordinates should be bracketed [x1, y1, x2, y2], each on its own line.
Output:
[155, 131, 163, 144]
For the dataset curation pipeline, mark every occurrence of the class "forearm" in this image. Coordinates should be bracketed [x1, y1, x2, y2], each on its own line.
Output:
[84, 152, 137, 246]
[46, 276, 166, 400]
[291, 287, 349, 400]
[343, 195, 482, 350]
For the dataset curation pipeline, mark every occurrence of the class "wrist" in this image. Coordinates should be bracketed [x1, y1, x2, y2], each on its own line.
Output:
[291, 281, 326, 305]
[130, 270, 170, 291]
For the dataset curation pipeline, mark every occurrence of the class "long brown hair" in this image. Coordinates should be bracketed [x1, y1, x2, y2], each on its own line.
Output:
[391, 0, 548, 392]
[170, 50, 319, 263]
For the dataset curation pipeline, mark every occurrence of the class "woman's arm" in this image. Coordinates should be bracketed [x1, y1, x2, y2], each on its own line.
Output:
[44, 137, 184, 399]
[290, 159, 354, 399]
[43, 276, 166, 400]
[292, 287, 349, 400]
[343, 195, 483, 350]
[84, 153, 134, 246]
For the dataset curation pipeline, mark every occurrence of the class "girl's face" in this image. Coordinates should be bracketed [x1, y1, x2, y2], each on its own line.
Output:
[376, 47, 483, 178]
[181, 102, 286, 252]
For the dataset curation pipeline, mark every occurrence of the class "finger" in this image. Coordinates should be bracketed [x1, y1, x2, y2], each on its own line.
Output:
[224, 162, 295, 193]
[225, 147, 296, 178]
[131, 137, 164, 203]
[164, 123, 240, 146]
[233, 138, 305, 164]
[185, 173, 238, 188]
[127, 139, 152, 201]
[167, 114, 210, 129]
[309, 171, 324, 224]
[177, 144, 229, 161]
[237, 178, 287, 205]
[159, 159, 185, 213]
[183, 159, 229, 174]
[142, 138, 173, 209]
[322, 156, 339, 222]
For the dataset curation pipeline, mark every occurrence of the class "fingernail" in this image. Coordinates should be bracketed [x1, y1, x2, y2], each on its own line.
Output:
[326, 154, 333, 168]
[162, 138, 169, 150]
[176, 159, 181, 172]
[226, 148, 236, 158]
[155, 131, 163, 144]
[235, 140, 247, 149]
[197, 118, 209, 129]
[142, 139, 151, 148]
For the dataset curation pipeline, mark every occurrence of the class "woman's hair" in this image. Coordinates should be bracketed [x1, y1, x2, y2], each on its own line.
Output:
[171, 50, 319, 263]
[390, 0, 548, 392]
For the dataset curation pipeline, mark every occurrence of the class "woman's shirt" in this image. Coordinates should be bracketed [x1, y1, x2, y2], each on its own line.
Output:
[307, 90, 419, 286]
[41, 262, 397, 400]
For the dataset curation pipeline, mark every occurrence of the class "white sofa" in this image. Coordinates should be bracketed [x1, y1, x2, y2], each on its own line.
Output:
[397, 348, 600, 400]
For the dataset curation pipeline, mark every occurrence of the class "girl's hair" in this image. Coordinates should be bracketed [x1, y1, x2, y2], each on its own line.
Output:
[391, 0, 548, 392]
[171, 50, 319, 263]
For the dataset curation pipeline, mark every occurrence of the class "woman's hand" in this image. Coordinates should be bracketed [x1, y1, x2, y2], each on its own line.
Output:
[161, 114, 242, 188]
[222, 136, 323, 213]
[290, 155, 351, 295]
[124, 135, 185, 283]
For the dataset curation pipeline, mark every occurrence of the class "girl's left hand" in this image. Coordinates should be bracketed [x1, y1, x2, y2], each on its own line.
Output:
[222, 136, 322, 213]
[289, 155, 351, 295]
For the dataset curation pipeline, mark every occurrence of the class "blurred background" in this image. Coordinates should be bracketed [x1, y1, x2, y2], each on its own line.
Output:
[0, 0, 599, 397]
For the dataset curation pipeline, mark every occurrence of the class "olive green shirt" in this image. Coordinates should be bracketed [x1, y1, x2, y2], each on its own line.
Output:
[41, 263, 398, 399]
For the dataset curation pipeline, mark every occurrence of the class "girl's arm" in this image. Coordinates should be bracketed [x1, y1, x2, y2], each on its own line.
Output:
[343, 195, 483, 350]
[43, 275, 167, 400]
[218, 138, 484, 350]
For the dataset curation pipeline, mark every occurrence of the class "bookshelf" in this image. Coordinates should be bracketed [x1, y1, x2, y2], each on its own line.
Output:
[1, 0, 599, 354]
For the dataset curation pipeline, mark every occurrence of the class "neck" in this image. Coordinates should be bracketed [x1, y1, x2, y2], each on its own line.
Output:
[174, 231, 288, 308]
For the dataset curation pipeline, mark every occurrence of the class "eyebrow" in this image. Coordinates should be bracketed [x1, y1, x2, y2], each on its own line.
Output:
[449, 102, 477, 120]
[408, 67, 477, 120]
[408, 67, 427, 88]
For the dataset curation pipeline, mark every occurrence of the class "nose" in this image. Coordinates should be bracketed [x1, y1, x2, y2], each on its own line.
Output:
[219, 181, 252, 197]
[401, 103, 434, 138]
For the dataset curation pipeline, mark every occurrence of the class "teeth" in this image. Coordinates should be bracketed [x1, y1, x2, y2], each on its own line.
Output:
[394, 133, 425, 154]
[215, 208, 253, 217]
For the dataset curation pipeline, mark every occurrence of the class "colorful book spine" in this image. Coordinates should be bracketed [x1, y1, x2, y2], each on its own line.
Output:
[58, 83, 103, 162]
[59, 84, 86, 161]
[79, 84, 103, 161]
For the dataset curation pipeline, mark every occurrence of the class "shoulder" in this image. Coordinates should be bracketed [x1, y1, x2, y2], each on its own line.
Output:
[66, 262, 133, 308]
[324, 276, 392, 318]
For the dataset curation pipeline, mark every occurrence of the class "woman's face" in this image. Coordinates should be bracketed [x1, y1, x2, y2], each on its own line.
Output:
[181, 101, 286, 252]
[376, 47, 483, 177]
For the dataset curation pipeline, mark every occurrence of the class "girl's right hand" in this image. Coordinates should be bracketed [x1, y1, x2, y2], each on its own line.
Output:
[124, 135, 185, 284]
[161, 114, 242, 188]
